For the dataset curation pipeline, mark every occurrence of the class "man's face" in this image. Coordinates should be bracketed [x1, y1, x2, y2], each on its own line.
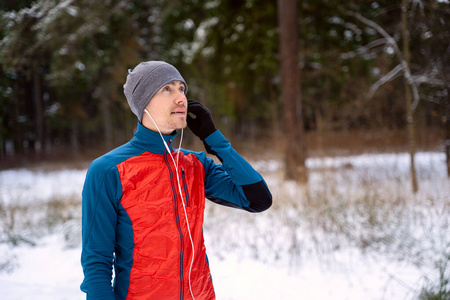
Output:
[142, 81, 187, 134]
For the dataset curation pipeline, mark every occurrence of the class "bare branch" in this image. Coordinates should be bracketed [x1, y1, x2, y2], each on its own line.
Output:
[422, 95, 442, 105]
[341, 38, 388, 59]
[348, 12, 421, 111]
[412, 75, 446, 87]
[369, 64, 403, 98]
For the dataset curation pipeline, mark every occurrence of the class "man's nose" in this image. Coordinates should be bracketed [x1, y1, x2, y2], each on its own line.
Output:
[175, 91, 187, 104]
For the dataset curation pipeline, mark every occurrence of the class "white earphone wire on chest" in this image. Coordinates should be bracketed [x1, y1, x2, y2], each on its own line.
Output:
[144, 108, 196, 300]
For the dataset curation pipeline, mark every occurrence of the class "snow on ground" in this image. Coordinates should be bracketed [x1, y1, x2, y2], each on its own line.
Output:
[0, 168, 87, 205]
[0, 235, 425, 300]
[0, 151, 448, 299]
[0, 235, 82, 300]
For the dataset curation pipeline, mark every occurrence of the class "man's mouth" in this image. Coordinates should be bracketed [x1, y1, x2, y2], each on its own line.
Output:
[171, 109, 186, 115]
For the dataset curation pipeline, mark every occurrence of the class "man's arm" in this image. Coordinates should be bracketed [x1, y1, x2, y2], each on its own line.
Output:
[203, 130, 272, 212]
[187, 100, 272, 212]
[80, 161, 120, 300]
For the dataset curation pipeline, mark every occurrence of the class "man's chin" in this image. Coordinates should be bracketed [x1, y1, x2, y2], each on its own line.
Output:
[175, 121, 188, 130]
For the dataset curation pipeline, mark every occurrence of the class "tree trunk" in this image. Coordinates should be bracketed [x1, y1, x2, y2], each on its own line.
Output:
[443, 72, 450, 178]
[315, 105, 324, 154]
[33, 61, 44, 154]
[277, 0, 308, 182]
[71, 119, 80, 157]
[101, 94, 113, 151]
[401, 0, 418, 192]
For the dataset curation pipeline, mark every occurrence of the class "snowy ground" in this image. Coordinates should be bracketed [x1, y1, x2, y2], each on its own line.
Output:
[0, 237, 426, 300]
[0, 152, 448, 300]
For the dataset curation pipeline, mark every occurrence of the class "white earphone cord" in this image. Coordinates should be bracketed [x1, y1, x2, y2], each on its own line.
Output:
[144, 109, 196, 300]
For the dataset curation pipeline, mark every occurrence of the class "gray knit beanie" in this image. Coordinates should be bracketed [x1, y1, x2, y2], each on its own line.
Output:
[123, 61, 188, 122]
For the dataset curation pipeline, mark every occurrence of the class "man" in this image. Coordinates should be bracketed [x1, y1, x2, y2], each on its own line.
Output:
[80, 61, 272, 300]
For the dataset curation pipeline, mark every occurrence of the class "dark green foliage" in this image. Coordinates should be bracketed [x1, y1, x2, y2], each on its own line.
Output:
[0, 0, 448, 158]
[160, 0, 279, 137]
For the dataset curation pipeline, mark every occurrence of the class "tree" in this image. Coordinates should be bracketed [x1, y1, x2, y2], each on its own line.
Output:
[159, 0, 279, 140]
[0, 3, 51, 155]
[277, 0, 307, 182]
[401, 0, 418, 192]
[345, 1, 450, 190]
[0, 0, 446, 166]
[347, 9, 420, 192]
[411, 1, 450, 177]
[0, 0, 158, 156]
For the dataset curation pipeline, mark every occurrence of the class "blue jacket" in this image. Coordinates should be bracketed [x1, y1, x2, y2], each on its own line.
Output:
[80, 123, 272, 299]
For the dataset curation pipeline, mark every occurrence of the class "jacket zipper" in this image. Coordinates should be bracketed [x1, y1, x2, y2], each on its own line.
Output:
[164, 152, 185, 300]
[181, 168, 191, 207]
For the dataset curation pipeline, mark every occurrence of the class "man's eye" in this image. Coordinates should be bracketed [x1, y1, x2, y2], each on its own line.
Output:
[179, 86, 185, 93]
[163, 86, 171, 92]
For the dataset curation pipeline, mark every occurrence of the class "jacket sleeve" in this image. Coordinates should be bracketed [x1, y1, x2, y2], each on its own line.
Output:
[80, 160, 121, 300]
[202, 130, 272, 212]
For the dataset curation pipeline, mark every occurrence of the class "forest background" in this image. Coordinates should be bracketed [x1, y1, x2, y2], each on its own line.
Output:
[0, 1, 449, 299]
[0, 0, 449, 179]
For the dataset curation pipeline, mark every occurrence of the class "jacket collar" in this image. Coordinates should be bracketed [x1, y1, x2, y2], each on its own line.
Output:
[130, 122, 177, 155]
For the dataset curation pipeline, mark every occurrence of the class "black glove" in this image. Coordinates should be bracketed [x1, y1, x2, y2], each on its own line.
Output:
[187, 100, 217, 140]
